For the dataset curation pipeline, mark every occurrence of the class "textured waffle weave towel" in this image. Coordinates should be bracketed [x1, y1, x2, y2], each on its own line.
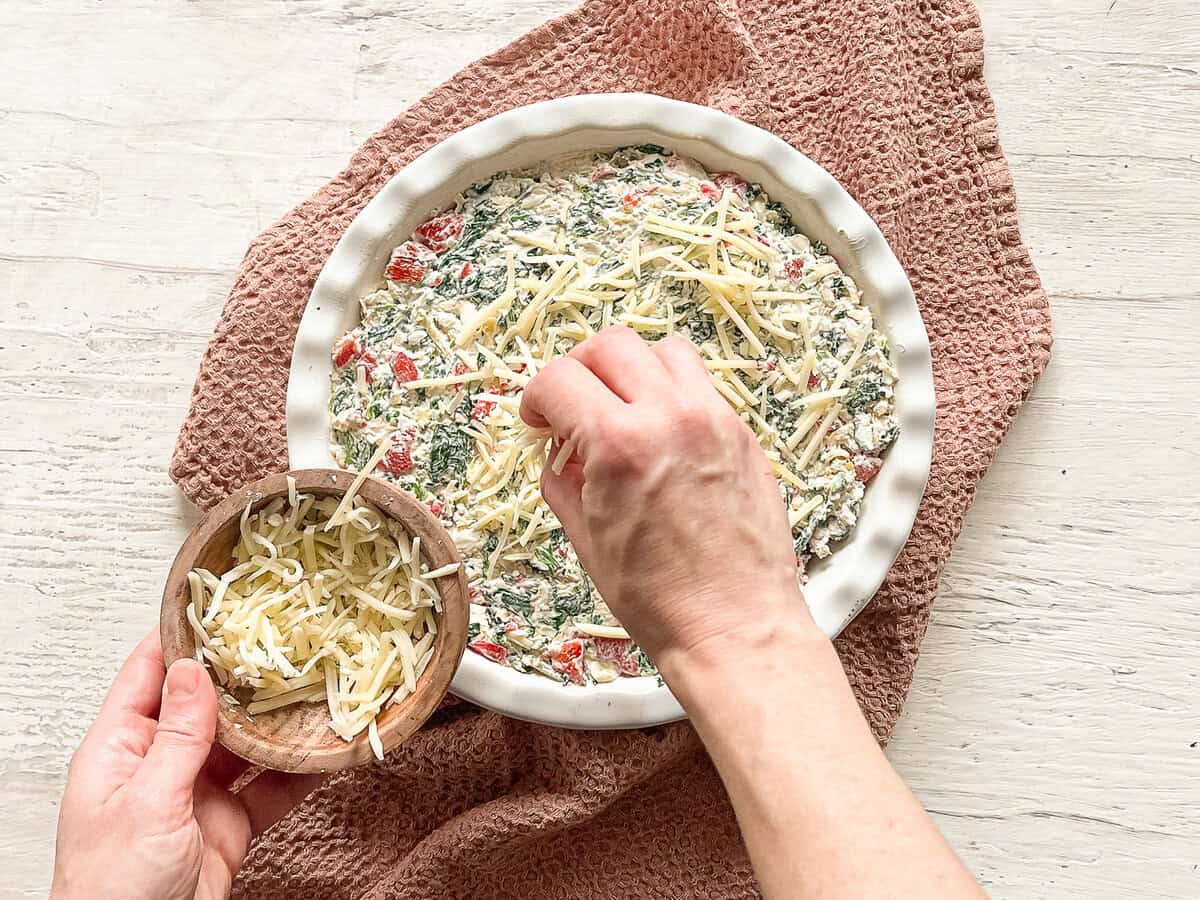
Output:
[170, 0, 1052, 896]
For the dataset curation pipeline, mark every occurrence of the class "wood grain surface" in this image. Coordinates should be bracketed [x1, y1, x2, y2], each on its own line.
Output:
[1, 0, 1196, 896]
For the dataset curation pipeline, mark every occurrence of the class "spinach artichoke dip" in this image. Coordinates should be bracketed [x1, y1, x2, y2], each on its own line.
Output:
[329, 146, 899, 686]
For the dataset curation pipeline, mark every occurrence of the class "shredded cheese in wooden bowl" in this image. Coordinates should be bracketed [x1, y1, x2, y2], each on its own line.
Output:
[160, 454, 469, 773]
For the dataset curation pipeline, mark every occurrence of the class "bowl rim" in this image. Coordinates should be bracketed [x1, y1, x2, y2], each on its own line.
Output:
[160, 468, 469, 772]
[286, 92, 935, 730]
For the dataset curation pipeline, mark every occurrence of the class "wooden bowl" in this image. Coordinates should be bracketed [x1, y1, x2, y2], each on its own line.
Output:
[160, 469, 469, 773]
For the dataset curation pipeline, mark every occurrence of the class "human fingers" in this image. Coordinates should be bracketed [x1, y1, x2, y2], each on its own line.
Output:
[567, 325, 673, 402]
[236, 770, 328, 837]
[68, 630, 166, 802]
[519, 355, 620, 434]
[134, 659, 218, 817]
[651, 333, 713, 389]
[94, 628, 166, 729]
[539, 454, 592, 564]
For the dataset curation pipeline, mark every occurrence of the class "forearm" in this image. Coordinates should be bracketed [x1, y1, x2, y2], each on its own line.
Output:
[660, 611, 985, 900]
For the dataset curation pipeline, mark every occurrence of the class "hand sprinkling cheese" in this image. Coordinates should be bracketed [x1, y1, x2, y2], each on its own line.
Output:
[186, 450, 459, 760]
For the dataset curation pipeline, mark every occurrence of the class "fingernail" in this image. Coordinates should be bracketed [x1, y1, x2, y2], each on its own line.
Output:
[166, 659, 201, 699]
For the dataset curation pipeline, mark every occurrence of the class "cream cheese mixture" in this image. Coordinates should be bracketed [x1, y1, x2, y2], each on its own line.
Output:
[328, 145, 899, 685]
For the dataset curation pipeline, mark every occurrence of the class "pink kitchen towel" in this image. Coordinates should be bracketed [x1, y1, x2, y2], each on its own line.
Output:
[169, 0, 1052, 896]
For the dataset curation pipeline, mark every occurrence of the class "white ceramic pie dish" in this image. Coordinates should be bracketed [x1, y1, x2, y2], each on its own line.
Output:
[287, 93, 935, 730]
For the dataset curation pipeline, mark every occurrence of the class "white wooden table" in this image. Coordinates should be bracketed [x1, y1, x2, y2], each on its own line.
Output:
[2, 1, 1197, 896]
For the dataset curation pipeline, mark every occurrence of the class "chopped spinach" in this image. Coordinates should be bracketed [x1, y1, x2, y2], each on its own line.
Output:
[635, 143, 668, 156]
[330, 374, 358, 417]
[464, 178, 494, 198]
[427, 424, 471, 484]
[678, 199, 712, 222]
[567, 202, 601, 237]
[550, 580, 594, 631]
[533, 545, 560, 574]
[532, 528, 568, 574]
[491, 586, 533, 620]
[686, 310, 717, 344]
[827, 275, 849, 300]
[794, 530, 812, 555]
[467, 622, 481, 640]
[766, 393, 801, 432]
[845, 375, 885, 414]
[480, 532, 499, 569]
[456, 384, 480, 420]
[446, 200, 500, 261]
[335, 430, 373, 470]
[810, 238, 829, 257]
[507, 208, 538, 229]
[814, 326, 848, 357]
[364, 379, 392, 419]
[765, 201, 797, 235]
[363, 304, 406, 347]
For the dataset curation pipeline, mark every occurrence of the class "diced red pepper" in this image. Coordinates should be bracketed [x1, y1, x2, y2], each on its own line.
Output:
[426, 499, 444, 517]
[553, 639, 585, 663]
[785, 258, 806, 280]
[808, 372, 821, 389]
[469, 639, 508, 664]
[855, 457, 883, 485]
[550, 639, 587, 684]
[760, 358, 777, 373]
[621, 187, 657, 211]
[592, 636, 640, 676]
[380, 444, 414, 476]
[471, 399, 496, 421]
[392, 351, 419, 383]
[458, 262, 473, 279]
[414, 211, 464, 254]
[511, 362, 527, 374]
[700, 182, 721, 201]
[467, 586, 481, 601]
[385, 241, 434, 284]
[333, 335, 362, 368]
[452, 360, 470, 376]
[711, 171, 748, 197]
[555, 656, 586, 684]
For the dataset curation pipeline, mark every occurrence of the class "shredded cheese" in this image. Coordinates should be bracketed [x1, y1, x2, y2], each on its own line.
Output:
[188, 454, 460, 760]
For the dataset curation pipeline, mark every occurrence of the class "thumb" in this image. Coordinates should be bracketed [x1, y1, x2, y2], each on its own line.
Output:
[135, 659, 218, 811]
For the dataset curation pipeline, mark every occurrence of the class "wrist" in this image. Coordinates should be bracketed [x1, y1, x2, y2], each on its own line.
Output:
[657, 598, 830, 711]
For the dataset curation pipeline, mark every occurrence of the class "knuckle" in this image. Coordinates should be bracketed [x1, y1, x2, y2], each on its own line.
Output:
[670, 401, 727, 442]
[589, 421, 646, 474]
[538, 357, 574, 383]
[661, 333, 695, 355]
